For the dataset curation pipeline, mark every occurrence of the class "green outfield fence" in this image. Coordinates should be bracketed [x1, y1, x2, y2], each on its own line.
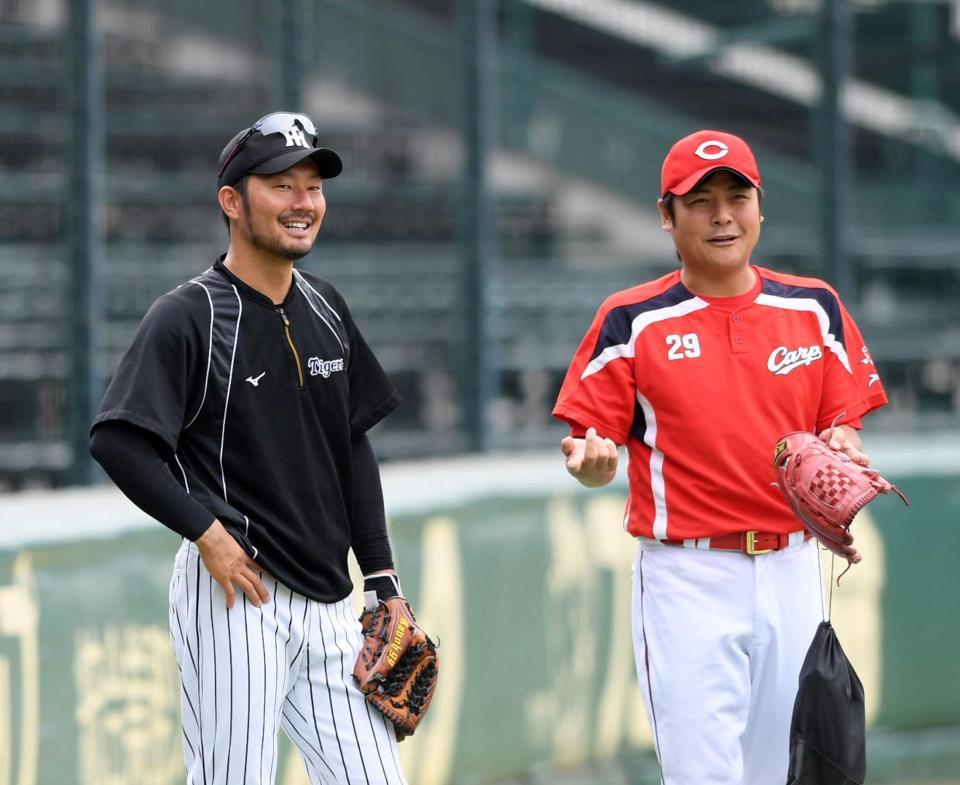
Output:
[0, 441, 958, 784]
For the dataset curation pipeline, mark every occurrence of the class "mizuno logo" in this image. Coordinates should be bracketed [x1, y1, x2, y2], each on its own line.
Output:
[245, 371, 266, 387]
[767, 345, 823, 375]
[868, 373, 880, 387]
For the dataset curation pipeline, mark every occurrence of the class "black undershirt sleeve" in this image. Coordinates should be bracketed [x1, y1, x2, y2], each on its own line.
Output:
[90, 421, 215, 541]
[350, 433, 395, 575]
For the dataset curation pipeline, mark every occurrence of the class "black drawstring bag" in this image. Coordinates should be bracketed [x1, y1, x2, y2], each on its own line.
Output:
[786, 621, 866, 785]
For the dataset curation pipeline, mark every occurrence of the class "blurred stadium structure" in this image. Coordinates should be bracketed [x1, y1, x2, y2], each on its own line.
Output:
[1, 0, 959, 489]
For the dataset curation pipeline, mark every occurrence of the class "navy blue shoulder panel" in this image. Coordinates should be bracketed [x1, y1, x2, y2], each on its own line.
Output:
[591, 282, 694, 363]
[761, 277, 845, 349]
[630, 396, 648, 445]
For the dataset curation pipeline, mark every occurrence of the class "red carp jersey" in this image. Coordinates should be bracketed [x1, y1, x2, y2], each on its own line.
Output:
[553, 266, 888, 541]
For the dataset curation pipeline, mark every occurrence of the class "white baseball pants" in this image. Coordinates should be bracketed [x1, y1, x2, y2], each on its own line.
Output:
[169, 541, 408, 785]
[632, 536, 823, 785]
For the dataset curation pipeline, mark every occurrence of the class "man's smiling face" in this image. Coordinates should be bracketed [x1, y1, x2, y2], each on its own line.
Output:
[660, 170, 762, 276]
[234, 158, 327, 262]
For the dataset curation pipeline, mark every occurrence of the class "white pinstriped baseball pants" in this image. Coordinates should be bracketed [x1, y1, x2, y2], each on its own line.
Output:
[169, 541, 408, 785]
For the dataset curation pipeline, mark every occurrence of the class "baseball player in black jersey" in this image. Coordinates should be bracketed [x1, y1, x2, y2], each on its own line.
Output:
[90, 112, 409, 784]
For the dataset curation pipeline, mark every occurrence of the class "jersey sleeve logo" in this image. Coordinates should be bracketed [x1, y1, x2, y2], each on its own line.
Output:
[767, 344, 823, 375]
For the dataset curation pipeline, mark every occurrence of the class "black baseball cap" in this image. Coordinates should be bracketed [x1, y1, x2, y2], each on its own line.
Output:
[217, 111, 343, 188]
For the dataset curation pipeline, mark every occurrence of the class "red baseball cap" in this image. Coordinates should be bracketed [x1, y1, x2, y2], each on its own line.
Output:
[660, 130, 761, 198]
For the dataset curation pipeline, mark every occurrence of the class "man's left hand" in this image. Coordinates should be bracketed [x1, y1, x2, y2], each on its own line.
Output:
[817, 424, 870, 467]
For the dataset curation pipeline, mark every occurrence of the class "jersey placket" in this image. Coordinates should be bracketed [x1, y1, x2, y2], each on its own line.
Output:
[729, 309, 750, 354]
[276, 305, 306, 390]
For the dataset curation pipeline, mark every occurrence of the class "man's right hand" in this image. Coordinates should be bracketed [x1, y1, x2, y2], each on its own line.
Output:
[195, 520, 270, 608]
[560, 427, 619, 488]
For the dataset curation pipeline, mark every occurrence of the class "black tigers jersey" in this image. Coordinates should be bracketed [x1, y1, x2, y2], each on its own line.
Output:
[93, 257, 399, 602]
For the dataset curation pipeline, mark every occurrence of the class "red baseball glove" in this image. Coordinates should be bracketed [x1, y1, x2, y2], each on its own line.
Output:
[353, 597, 438, 741]
[773, 432, 908, 564]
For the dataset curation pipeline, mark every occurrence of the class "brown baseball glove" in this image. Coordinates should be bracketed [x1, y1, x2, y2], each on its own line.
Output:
[353, 597, 438, 741]
[773, 431, 908, 564]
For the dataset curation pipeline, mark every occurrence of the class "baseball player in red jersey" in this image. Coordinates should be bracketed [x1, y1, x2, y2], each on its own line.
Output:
[553, 130, 887, 784]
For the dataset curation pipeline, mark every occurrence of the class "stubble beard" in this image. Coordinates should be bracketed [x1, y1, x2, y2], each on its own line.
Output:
[249, 229, 312, 261]
[242, 199, 315, 262]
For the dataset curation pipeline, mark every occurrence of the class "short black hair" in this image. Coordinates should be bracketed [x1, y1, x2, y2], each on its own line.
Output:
[662, 192, 676, 222]
[221, 175, 249, 232]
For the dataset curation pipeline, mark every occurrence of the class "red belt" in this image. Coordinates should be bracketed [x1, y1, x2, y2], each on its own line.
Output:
[661, 530, 810, 556]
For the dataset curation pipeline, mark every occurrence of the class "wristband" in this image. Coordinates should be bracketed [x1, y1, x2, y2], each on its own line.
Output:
[362, 573, 402, 610]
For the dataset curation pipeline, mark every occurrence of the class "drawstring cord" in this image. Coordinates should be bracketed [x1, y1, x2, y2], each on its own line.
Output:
[816, 542, 829, 623]
[829, 552, 836, 621]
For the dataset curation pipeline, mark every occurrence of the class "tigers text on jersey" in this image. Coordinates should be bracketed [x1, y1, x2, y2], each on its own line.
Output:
[553, 266, 887, 541]
[93, 258, 400, 602]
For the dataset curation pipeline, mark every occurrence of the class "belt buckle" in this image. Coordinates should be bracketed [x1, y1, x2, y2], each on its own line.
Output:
[745, 531, 773, 555]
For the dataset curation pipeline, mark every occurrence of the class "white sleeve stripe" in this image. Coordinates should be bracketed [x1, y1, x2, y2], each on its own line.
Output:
[636, 390, 668, 540]
[580, 297, 709, 380]
[184, 281, 214, 429]
[174, 453, 190, 494]
[219, 285, 242, 503]
[754, 293, 852, 372]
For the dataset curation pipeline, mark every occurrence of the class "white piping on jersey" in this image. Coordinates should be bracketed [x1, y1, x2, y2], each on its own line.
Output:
[754, 293, 852, 372]
[219, 285, 242, 503]
[293, 269, 342, 321]
[580, 296, 709, 380]
[293, 270, 343, 322]
[636, 390, 668, 540]
[293, 270, 346, 344]
[294, 278, 345, 353]
[242, 514, 259, 558]
[174, 453, 190, 493]
[183, 280, 215, 429]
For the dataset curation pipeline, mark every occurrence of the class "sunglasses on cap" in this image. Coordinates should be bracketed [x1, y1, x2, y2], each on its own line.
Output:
[217, 112, 319, 180]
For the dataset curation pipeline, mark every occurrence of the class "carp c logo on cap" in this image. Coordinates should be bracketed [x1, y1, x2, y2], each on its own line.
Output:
[695, 140, 729, 161]
[660, 129, 760, 197]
